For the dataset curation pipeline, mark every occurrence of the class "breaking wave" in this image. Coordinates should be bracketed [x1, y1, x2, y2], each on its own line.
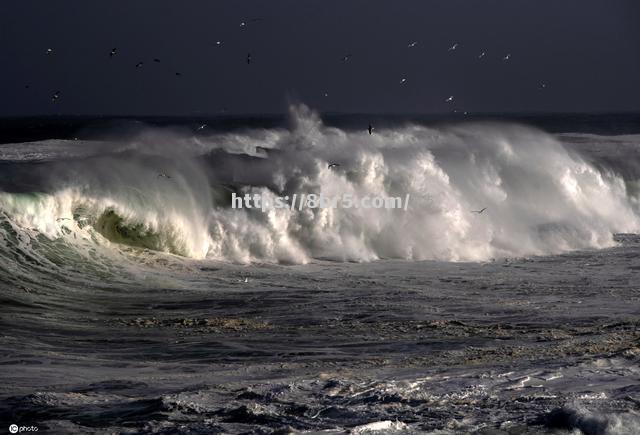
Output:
[0, 104, 639, 264]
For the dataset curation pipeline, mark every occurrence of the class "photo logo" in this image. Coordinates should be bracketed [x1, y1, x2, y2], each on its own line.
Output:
[8, 425, 38, 433]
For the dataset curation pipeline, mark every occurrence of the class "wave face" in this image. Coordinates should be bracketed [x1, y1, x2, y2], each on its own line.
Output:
[0, 105, 639, 264]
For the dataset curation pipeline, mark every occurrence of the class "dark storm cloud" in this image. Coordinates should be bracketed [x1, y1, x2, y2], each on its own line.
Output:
[0, 0, 639, 116]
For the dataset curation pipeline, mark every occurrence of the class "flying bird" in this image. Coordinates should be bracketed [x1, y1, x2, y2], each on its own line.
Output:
[445, 96, 454, 103]
[175, 72, 182, 76]
[247, 52, 252, 64]
[215, 41, 223, 47]
[153, 58, 161, 63]
[158, 173, 172, 179]
[197, 124, 207, 131]
[51, 91, 60, 102]
[368, 124, 374, 135]
[538, 82, 547, 90]
[136, 61, 144, 68]
[503, 53, 511, 61]
[400, 78, 407, 84]
[471, 207, 487, 214]
[448, 43, 459, 51]
[109, 48, 117, 57]
[407, 41, 418, 48]
[478, 51, 486, 59]
[46, 48, 53, 55]
[341, 54, 352, 62]
[239, 18, 263, 30]
[328, 163, 340, 169]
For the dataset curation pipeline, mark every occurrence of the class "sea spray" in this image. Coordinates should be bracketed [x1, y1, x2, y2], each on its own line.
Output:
[0, 104, 638, 263]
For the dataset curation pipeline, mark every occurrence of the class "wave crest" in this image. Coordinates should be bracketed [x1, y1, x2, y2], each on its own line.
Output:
[0, 104, 638, 264]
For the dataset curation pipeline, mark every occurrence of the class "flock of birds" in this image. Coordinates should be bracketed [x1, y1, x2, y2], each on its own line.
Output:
[38, 18, 267, 103]
[331, 40, 526, 106]
[36, 18, 545, 110]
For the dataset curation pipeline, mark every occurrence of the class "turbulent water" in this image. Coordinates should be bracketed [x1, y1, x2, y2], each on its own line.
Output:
[1, 106, 640, 433]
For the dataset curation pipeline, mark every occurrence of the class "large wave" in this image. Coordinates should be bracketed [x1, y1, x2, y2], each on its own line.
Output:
[0, 104, 639, 264]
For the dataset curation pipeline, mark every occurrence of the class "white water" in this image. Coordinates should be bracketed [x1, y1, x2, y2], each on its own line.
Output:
[0, 104, 639, 263]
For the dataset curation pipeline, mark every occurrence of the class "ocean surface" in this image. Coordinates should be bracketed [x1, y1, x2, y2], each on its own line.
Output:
[1, 107, 639, 433]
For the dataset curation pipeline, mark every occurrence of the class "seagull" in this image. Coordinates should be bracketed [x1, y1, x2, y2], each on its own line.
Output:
[471, 207, 487, 214]
[448, 43, 459, 51]
[368, 124, 373, 135]
[46, 48, 53, 55]
[51, 91, 60, 102]
[158, 173, 172, 179]
[153, 58, 161, 63]
[238, 19, 261, 28]
[244, 277, 249, 283]
[407, 41, 418, 48]
[503, 53, 511, 61]
[109, 48, 117, 57]
[323, 92, 329, 97]
[445, 96, 454, 103]
[175, 72, 182, 77]
[341, 54, 352, 62]
[247, 52, 252, 64]
[197, 124, 207, 131]
[328, 163, 340, 169]
[478, 51, 486, 59]
[538, 82, 547, 90]
[136, 61, 143, 68]
[215, 40, 223, 47]
[400, 78, 407, 84]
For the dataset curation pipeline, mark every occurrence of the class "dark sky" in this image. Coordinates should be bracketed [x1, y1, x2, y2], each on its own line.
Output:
[1, 0, 639, 116]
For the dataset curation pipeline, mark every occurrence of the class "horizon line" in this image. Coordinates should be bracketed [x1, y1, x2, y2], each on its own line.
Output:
[1, 110, 640, 121]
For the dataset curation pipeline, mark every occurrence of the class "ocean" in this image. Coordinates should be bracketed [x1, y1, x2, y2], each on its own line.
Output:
[1, 106, 639, 433]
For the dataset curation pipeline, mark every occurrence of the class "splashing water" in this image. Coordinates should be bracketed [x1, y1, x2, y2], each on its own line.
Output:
[0, 104, 638, 264]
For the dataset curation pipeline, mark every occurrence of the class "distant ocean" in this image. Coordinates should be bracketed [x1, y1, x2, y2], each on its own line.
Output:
[1, 111, 640, 144]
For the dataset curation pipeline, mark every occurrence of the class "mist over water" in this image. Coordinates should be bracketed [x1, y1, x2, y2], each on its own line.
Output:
[1, 104, 639, 264]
